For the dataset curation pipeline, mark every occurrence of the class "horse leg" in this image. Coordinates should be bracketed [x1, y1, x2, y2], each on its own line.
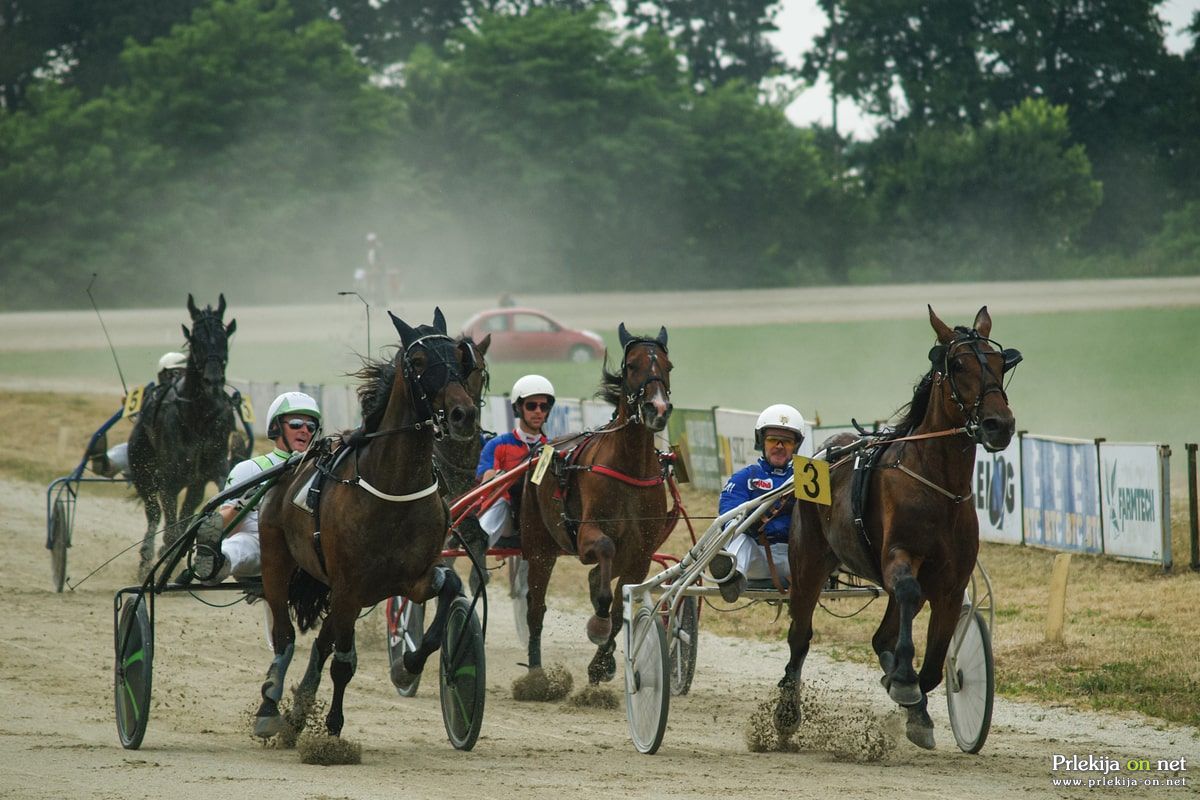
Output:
[156, 489, 179, 558]
[401, 564, 464, 676]
[901, 589, 965, 750]
[882, 549, 926, 707]
[137, 493, 160, 580]
[254, 524, 300, 738]
[577, 524, 615, 646]
[324, 597, 360, 737]
[775, 546, 836, 736]
[588, 559, 648, 684]
[872, 596, 901, 691]
[524, 548, 556, 670]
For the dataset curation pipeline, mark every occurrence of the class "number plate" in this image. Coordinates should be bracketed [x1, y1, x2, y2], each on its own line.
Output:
[122, 385, 146, 418]
[529, 445, 555, 486]
[792, 455, 831, 505]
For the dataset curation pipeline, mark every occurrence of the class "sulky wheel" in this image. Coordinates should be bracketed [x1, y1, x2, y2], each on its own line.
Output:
[945, 608, 994, 754]
[625, 607, 670, 754]
[439, 596, 486, 751]
[386, 596, 426, 697]
[666, 595, 699, 697]
[114, 596, 153, 749]
[50, 496, 69, 593]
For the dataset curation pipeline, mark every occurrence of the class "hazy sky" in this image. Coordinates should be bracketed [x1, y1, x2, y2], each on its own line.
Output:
[769, 0, 1200, 139]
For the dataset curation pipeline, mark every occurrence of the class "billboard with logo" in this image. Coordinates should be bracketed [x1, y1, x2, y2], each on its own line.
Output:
[975, 438, 1023, 544]
[1021, 435, 1102, 553]
[1099, 443, 1170, 565]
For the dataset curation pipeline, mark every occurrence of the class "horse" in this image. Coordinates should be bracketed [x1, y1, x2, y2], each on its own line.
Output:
[128, 294, 237, 577]
[520, 323, 673, 684]
[774, 306, 1020, 749]
[251, 308, 478, 739]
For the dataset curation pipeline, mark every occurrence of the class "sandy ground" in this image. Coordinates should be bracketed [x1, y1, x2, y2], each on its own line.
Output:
[2, 477, 1195, 799]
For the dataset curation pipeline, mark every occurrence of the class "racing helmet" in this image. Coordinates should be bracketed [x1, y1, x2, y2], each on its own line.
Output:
[267, 391, 322, 438]
[510, 374, 555, 414]
[157, 351, 187, 372]
[754, 404, 805, 450]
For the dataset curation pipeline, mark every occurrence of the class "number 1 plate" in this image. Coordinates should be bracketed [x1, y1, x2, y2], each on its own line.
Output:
[792, 455, 831, 505]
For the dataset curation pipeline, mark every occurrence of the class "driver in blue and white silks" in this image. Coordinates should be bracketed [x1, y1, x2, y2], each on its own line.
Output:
[709, 404, 805, 602]
[192, 391, 320, 583]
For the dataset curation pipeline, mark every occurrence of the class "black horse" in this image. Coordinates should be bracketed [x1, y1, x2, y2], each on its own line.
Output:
[127, 294, 237, 577]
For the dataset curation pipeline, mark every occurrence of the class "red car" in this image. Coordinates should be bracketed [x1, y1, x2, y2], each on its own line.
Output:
[461, 307, 605, 362]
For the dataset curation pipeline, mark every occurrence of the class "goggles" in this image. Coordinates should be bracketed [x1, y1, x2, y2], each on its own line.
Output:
[764, 435, 798, 448]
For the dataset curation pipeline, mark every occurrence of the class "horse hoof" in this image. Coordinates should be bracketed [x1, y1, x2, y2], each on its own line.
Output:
[586, 615, 611, 645]
[254, 713, 283, 739]
[905, 719, 936, 750]
[773, 700, 801, 737]
[888, 681, 922, 707]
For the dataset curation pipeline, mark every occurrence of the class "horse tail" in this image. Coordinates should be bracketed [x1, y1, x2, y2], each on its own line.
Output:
[288, 567, 331, 633]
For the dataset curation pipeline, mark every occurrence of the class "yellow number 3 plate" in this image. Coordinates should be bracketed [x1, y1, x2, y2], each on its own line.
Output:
[792, 455, 831, 505]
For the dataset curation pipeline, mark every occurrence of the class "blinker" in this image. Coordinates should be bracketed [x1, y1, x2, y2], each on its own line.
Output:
[1002, 348, 1023, 372]
[928, 345, 946, 364]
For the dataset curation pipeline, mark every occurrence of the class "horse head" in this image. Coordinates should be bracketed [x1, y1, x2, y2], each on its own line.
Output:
[616, 322, 673, 432]
[182, 293, 236, 389]
[389, 307, 477, 441]
[927, 305, 1018, 452]
[457, 333, 492, 408]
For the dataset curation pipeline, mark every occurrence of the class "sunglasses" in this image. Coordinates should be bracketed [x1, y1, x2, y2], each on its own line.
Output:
[764, 435, 797, 447]
[523, 401, 551, 412]
[285, 419, 318, 433]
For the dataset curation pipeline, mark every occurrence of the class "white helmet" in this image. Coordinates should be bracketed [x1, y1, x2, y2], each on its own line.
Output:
[511, 374, 555, 410]
[267, 391, 322, 438]
[157, 351, 187, 372]
[754, 403, 805, 449]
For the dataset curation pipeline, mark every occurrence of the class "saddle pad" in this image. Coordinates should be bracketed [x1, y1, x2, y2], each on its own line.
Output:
[291, 471, 317, 515]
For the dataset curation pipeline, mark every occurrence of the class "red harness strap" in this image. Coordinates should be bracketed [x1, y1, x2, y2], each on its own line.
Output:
[586, 464, 665, 487]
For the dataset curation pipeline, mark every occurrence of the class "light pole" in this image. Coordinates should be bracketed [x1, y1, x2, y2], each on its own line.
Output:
[338, 291, 371, 357]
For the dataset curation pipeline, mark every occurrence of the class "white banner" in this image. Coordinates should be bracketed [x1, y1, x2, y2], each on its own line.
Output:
[1099, 443, 1169, 564]
[544, 399, 583, 438]
[1021, 435, 1102, 554]
[581, 399, 614, 431]
[974, 439, 1023, 545]
[479, 394, 512, 437]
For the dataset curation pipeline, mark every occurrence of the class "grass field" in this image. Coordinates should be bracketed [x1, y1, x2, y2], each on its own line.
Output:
[6, 306, 1197, 458]
[9, 389, 1199, 730]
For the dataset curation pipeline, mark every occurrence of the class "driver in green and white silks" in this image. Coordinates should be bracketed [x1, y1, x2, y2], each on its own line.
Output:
[192, 391, 320, 583]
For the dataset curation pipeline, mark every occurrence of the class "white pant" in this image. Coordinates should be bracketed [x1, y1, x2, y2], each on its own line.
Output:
[107, 442, 129, 475]
[479, 499, 514, 548]
[729, 534, 790, 581]
[216, 531, 260, 581]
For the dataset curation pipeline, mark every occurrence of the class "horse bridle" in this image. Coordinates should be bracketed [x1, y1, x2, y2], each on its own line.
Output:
[400, 333, 471, 441]
[188, 312, 229, 377]
[620, 338, 671, 426]
[929, 329, 1022, 446]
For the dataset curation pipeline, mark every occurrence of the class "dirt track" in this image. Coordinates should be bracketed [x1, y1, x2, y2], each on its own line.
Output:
[2, 478, 1195, 799]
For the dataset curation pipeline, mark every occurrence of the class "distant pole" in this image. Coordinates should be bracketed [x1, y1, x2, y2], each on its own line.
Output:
[338, 291, 371, 357]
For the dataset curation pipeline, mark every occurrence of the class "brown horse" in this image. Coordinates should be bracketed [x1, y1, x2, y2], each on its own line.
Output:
[521, 323, 673, 684]
[252, 308, 477, 739]
[775, 306, 1019, 749]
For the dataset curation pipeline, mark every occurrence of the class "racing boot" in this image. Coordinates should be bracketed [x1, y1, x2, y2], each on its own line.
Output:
[191, 512, 229, 583]
[708, 550, 745, 602]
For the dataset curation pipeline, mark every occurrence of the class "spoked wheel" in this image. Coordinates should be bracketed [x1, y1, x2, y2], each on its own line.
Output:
[507, 557, 529, 648]
[114, 596, 153, 749]
[665, 596, 698, 697]
[625, 607, 670, 754]
[50, 496, 69, 593]
[386, 596, 425, 697]
[945, 608, 994, 753]
[440, 596, 486, 751]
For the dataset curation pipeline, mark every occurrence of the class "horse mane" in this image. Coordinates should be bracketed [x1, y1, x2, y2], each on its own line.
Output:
[888, 372, 934, 436]
[595, 353, 622, 406]
[354, 352, 398, 434]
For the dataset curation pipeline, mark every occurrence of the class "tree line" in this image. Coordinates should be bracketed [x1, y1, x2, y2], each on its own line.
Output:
[1, 0, 1196, 309]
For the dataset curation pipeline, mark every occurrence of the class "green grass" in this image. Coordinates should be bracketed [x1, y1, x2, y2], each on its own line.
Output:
[4, 307, 1198, 456]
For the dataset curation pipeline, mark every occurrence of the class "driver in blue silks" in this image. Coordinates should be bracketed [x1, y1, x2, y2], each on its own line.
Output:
[709, 404, 805, 602]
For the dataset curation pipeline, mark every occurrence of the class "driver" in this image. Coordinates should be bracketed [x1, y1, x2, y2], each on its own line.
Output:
[710, 404, 805, 602]
[192, 391, 321, 583]
[475, 374, 554, 548]
[88, 351, 188, 478]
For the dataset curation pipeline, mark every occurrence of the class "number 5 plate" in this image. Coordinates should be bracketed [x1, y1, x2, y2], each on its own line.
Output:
[792, 455, 831, 505]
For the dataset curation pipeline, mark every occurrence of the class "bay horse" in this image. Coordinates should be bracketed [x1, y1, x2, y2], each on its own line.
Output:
[521, 323, 673, 684]
[128, 294, 237, 577]
[252, 308, 478, 739]
[775, 306, 1019, 749]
